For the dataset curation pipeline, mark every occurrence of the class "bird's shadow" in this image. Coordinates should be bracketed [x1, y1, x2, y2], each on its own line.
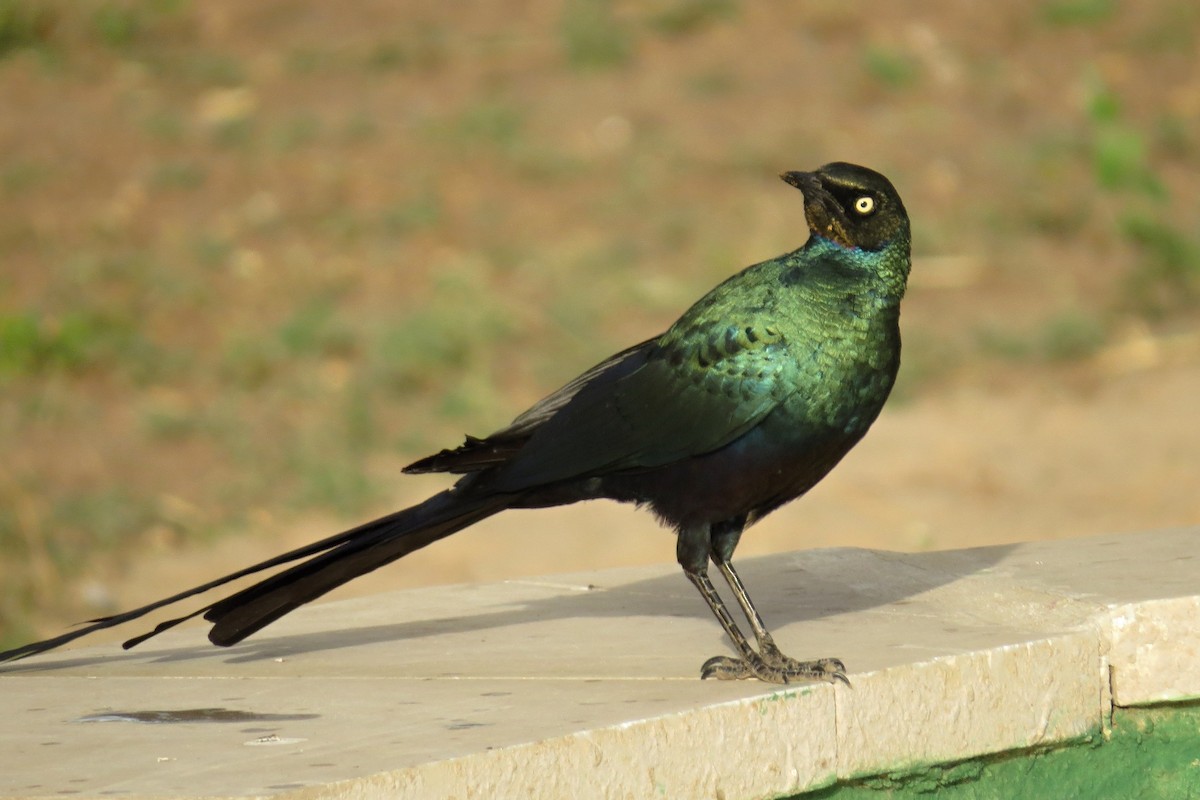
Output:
[2, 543, 1017, 673]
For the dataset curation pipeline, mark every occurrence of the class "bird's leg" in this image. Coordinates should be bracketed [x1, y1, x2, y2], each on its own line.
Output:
[682, 567, 763, 669]
[678, 522, 763, 667]
[686, 519, 848, 685]
[711, 558, 847, 685]
[713, 558, 776, 650]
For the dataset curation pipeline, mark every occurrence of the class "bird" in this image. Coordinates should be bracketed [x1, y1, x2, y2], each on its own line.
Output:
[0, 162, 911, 684]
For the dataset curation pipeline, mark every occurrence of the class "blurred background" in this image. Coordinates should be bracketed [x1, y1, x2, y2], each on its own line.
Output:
[1, 0, 1198, 648]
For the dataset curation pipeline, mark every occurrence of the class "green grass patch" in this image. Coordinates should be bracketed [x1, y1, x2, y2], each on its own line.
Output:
[49, 488, 161, 565]
[141, 405, 208, 441]
[1092, 126, 1164, 196]
[219, 335, 284, 389]
[1039, 309, 1109, 361]
[1121, 214, 1200, 316]
[341, 111, 378, 143]
[560, 0, 634, 70]
[0, 158, 53, 195]
[149, 159, 206, 190]
[380, 190, 442, 235]
[1084, 76, 1165, 198]
[686, 68, 738, 97]
[862, 46, 920, 90]
[1077, 73, 1196, 318]
[83, 0, 193, 54]
[279, 299, 358, 359]
[209, 115, 256, 149]
[219, 298, 360, 389]
[91, 3, 142, 49]
[0, 310, 157, 378]
[647, 0, 738, 36]
[0, 481, 165, 649]
[0, 0, 56, 59]
[191, 233, 235, 269]
[366, 266, 514, 406]
[454, 99, 525, 151]
[285, 403, 379, 516]
[364, 39, 408, 72]
[141, 108, 187, 143]
[1040, 0, 1117, 26]
[976, 310, 1108, 363]
[179, 52, 246, 87]
[271, 113, 322, 152]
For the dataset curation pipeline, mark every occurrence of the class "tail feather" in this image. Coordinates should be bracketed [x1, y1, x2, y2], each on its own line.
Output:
[0, 489, 506, 664]
[204, 492, 504, 646]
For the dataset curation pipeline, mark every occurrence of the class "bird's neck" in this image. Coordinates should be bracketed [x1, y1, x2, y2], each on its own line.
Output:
[804, 235, 911, 307]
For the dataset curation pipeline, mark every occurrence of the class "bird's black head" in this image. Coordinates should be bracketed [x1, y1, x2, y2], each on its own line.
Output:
[781, 162, 908, 252]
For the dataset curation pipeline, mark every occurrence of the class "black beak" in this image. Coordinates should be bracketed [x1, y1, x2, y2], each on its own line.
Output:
[780, 170, 819, 194]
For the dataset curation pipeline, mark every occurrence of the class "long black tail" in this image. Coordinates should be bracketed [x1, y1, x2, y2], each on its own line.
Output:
[0, 489, 509, 663]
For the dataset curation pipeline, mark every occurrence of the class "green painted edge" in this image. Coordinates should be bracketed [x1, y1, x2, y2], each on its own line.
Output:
[787, 702, 1200, 799]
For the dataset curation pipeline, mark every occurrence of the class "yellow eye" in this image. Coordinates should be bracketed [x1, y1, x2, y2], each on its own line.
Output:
[854, 196, 876, 215]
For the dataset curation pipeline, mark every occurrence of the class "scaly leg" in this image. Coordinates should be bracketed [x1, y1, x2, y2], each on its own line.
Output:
[705, 557, 848, 685]
[679, 519, 848, 684]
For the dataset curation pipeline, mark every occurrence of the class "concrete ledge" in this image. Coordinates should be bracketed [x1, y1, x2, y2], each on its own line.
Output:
[3, 528, 1199, 799]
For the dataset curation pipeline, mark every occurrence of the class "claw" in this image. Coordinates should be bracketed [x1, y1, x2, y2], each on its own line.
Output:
[699, 652, 850, 685]
[701, 655, 756, 681]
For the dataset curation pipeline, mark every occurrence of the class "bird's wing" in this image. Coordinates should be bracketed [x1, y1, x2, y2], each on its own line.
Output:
[503, 337, 661, 436]
[403, 337, 658, 474]
[489, 320, 791, 490]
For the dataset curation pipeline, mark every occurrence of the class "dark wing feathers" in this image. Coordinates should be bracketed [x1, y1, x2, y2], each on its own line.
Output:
[503, 337, 660, 436]
[403, 337, 658, 475]
[407, 314, 793, 493]
[488, 326, 790, 491]
[402, 434, 520, 475]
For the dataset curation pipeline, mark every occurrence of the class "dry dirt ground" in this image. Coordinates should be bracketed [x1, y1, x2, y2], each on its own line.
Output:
[2, 1, 1198, 644]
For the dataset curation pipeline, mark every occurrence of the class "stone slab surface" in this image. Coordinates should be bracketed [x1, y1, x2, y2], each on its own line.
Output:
[2, 528, 1198, 799]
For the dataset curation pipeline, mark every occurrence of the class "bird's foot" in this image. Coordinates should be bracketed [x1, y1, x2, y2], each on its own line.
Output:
[700, 650, 848, 685]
